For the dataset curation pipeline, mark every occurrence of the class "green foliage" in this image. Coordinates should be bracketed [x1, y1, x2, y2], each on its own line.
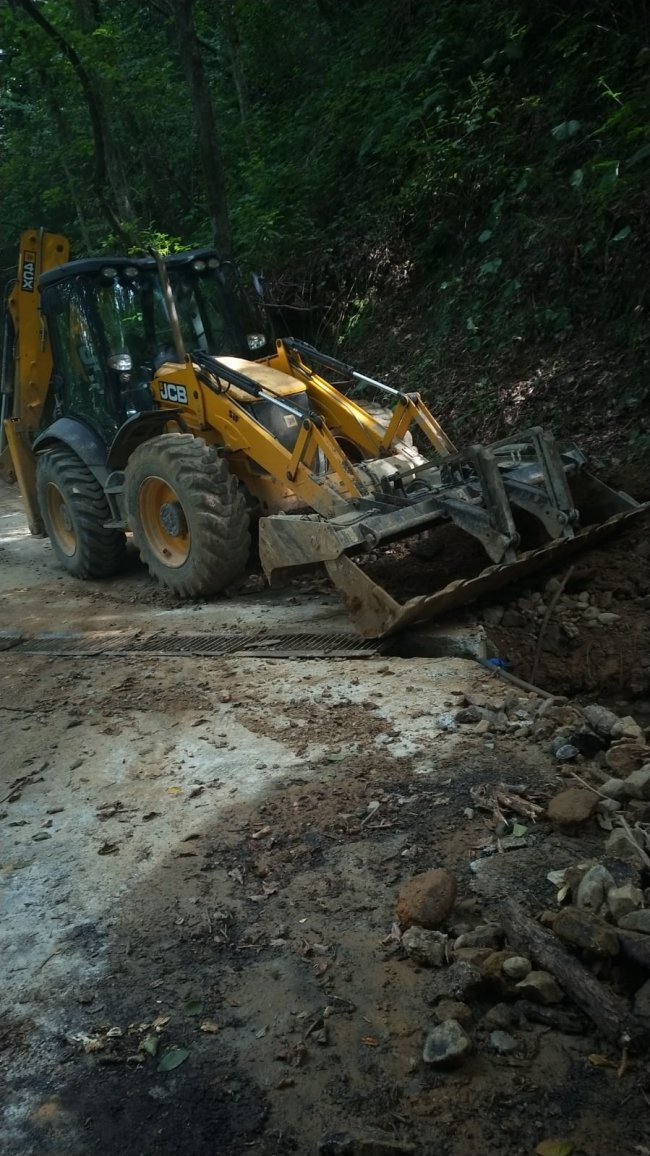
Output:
[0, 0, 648, 444]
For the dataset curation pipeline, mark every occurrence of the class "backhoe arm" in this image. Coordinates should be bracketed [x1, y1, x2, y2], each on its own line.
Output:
[0, 229, 69, 533]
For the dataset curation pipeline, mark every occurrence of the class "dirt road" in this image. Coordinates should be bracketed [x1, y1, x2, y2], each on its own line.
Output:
[1, 479, 649, 1155]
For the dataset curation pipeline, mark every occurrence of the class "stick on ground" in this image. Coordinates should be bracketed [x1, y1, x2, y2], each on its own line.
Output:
[499, 898, 641, 1046]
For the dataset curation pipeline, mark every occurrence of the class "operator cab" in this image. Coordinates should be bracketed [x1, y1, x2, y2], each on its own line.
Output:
[39, 259, 173, 444]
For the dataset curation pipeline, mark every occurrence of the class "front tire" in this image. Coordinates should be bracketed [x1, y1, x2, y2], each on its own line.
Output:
[124, 434, 250, 597]
[36, 449, 126, 578]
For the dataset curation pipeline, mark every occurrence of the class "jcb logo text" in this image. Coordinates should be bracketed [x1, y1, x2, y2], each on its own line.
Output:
[159, 383, 188, 405]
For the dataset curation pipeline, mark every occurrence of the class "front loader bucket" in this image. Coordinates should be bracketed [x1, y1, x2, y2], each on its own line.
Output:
[259, 464, 648, 638]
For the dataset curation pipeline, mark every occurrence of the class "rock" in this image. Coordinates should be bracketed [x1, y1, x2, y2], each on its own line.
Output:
[515, 970, 564, 1005]
[547, 788, 598, 826]
[502, 609, 525, 627]
[453, 947, 493, 967]
[433, 999, 473, 1027]
[428, 961, 483, 1004]
[616, 909, 650, 934]
[454, 923, 503, 950]
[607, 883, 644, 923]
[597, 798, 622, 816]
[575, 864, 615, 911]
[583, 703, 620, 738]
[605, 743, 648, 776]
[501, 955, 532, 981]
[633, 978, 650, 1019]
[396, 868, 457, 930]
[627, 800, 650, 822]
[488, 1030, 517, 1054]
[401, 926, 448, 967]
[474, 718, 491, 735]
[319, 1135, 355, 1155]
[422, 1019, 472, 1067]
[553, 906, 619, 957]
[454, 705, 482, 724]
[618, 930, 650, 969]
[604, 827, 647, 865]
[554, 743, 580, 762]
[482, 1003, 518, 1031]
[623, 765, 650, 801]
[611, 716, 645, 743]
[480, 950, 514, 980]
[600, 778, 629, 802]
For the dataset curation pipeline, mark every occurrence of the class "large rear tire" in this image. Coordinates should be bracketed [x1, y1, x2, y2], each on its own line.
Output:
[36, 449, 126, 578]
[124, 434, 250, 597]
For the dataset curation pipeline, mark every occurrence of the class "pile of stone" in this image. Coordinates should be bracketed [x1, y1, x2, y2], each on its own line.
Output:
[395, 696, 650, 1069]
[482, 576, 635, 634]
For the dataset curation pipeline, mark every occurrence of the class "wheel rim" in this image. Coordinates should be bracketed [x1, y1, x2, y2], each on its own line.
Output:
[138, 476, 191, 567]
[44, 482, 77, 557]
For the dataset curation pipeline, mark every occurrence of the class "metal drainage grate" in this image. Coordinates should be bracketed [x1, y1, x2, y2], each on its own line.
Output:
[9, 628, 383, 660]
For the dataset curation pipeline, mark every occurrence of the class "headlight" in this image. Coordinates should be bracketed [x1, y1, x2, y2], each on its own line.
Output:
[246, 333, 266, 351]
[101, 266, 118, 280]
[192, 259, 206, 272]
[108, 353, 133, 373]
[124, 265, 139, 278]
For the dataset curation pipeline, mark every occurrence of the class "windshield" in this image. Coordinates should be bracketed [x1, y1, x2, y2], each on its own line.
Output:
[167, 266, 273, 359]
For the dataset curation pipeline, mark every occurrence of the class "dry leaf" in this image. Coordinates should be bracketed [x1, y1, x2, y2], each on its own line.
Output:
[588, 1053, 617, 1070]
[361, 1036, 380, 1047]
[199, 1021, 220, 1034]
[535, 1140, 574, 1156]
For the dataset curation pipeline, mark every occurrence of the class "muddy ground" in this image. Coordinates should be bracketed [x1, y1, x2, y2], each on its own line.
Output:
[1, 480, 650, 1156]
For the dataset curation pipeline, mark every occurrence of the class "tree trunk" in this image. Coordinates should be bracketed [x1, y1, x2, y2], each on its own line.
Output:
[173, 0, 232, 258]
[221, 3, 249, 137]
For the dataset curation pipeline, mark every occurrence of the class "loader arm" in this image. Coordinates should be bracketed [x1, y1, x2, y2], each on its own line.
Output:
[1, 229, 70, 533]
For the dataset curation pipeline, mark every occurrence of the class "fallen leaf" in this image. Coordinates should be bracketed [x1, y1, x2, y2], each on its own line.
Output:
[535, 1141, 574, 1156]
[141, 1035, 159, 1057]
[152, 1014, 171, 1030]
[512, 822, 528, 837]
[361, 1036, 380, 1047]
[587, 1053, 618, 1070]
[166, 787, 182, 797]
[157, 1047, 189, 1072]
[199, 1021, 220, 1034]
[183, 999, 203, 1017]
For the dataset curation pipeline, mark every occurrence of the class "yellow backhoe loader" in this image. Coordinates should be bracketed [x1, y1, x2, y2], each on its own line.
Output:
[1, 228, 645, 637]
